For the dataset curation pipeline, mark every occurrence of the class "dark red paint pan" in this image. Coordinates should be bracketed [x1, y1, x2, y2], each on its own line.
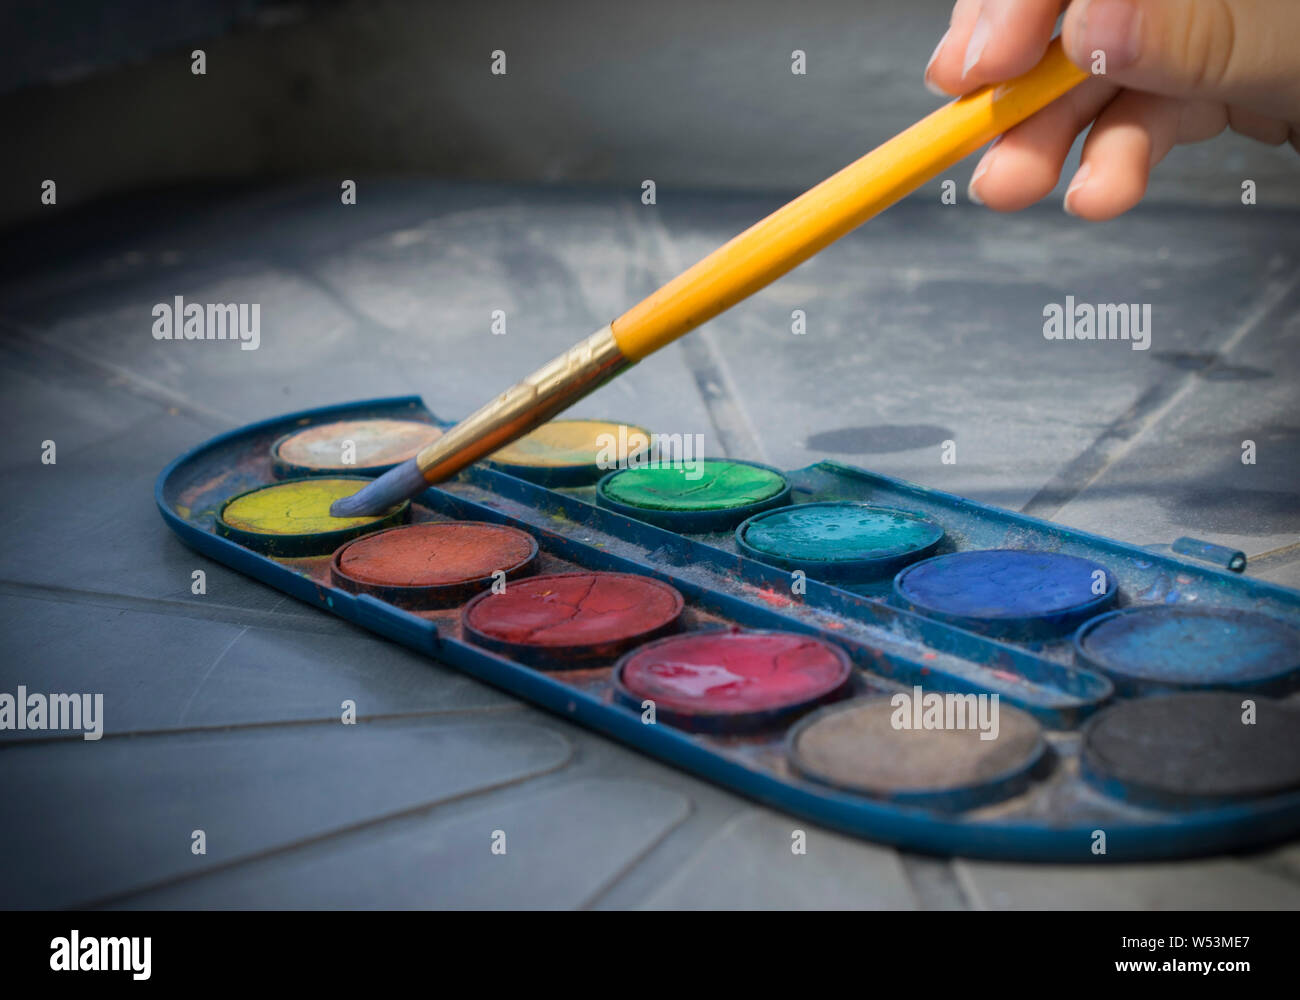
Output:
[461, 571, 684, 670]
[613, 628, 854, 733]
[331, 521, 538, 610]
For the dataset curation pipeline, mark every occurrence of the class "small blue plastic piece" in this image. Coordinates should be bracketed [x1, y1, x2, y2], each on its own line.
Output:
[1172, 536, 1247, 573]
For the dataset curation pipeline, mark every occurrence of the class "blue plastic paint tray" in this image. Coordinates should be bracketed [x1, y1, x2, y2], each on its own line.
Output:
[157, 396, 1300, 862]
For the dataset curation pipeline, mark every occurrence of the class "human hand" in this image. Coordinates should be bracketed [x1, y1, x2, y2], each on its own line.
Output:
[924, 0, 1300, 219]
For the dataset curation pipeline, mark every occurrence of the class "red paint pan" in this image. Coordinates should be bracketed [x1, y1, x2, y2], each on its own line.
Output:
[462, 571, 684, 669]
[614, 628, 854, 733]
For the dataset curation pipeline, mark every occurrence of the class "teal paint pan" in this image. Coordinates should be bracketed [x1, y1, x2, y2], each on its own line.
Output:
[736, 502, 943, 582]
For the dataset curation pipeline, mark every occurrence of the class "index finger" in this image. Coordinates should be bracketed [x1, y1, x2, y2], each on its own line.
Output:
[926, 0, 1072, 95]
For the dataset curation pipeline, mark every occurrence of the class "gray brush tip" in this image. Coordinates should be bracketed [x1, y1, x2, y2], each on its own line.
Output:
[329, 458, 427, 517]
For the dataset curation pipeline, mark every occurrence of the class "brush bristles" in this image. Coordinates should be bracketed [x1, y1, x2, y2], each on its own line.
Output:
[329, 458, 428, 517]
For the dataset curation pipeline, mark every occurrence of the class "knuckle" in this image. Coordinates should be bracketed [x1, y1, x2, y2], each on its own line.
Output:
[1174, 0, 1238, 93]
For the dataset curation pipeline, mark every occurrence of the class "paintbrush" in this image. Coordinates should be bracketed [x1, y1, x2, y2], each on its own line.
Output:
[332, 38, 1087, 517]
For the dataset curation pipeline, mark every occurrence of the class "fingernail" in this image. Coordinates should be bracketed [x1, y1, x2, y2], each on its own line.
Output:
[968, 138, 1000, 205]
[1076, 0, 1142, 73]
[1064, 162, 1092, 215]
[924, 28, 950, 94]
[962, 11, 992, 80]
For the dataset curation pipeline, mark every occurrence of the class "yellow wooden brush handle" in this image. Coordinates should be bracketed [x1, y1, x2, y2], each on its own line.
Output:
[330, 39, 1089, 516]
[611, 38, 1088, 362]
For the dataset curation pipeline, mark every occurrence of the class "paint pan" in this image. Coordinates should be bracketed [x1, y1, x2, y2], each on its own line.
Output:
[462, 571, 683, 669]
[330, 521, 538, 609]
[612, 628, 853, 733]
[1074, 606, 1300, 696]
[487, 419, 652, 487]
[1081, 692, 1300, 809]
[272, 418, 444, 477]
[787, 695, 1048, 810]
[736, 502, 943, 581]
[216, 477, 409, 557]
[893, 549, 1117, 640]
[596, 459, 791, 532]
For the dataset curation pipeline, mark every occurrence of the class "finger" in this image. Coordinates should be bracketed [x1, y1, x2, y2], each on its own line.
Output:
[1062, 91, 1220, 220]
[924, 0, 981, 95]
[1226, 106, 1292, 146]
[968, 76, 1120, 210]
[926, 0, 1068, 96]
[1062, 0, 1300, 121]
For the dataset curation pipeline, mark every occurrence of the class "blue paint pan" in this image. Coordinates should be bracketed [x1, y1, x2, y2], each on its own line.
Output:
[1074, 605, 1300, 696]
[893, 549, 1118, 640]
[736, 502, 943, 582]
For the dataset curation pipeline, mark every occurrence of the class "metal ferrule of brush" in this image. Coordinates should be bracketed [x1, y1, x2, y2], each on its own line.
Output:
[413, 323, 630, 483]
[332, 323, 631, 514]
[330, 324, 629, 517]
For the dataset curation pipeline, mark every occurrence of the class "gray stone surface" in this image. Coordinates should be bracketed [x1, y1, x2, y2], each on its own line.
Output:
[0, 595, 516, 741]
[650, 198, 1300, 519]
[0, 178, 1298, 909]
[640, 808, 918, 910]
[0, 717, 571, 908]
[4, 0, 1297, 227]
[117, 777, 690, 909]
[1049, 266, 1300, 557]
[1255, 557, 1300, 590]
[956, 857, 1300, 910]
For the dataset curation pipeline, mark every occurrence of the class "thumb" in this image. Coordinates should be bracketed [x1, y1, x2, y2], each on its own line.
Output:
[1063, 0, 1300, 119]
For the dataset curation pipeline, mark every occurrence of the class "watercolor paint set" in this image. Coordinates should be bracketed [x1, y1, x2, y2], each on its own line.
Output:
[157, 396, 1300, 862]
